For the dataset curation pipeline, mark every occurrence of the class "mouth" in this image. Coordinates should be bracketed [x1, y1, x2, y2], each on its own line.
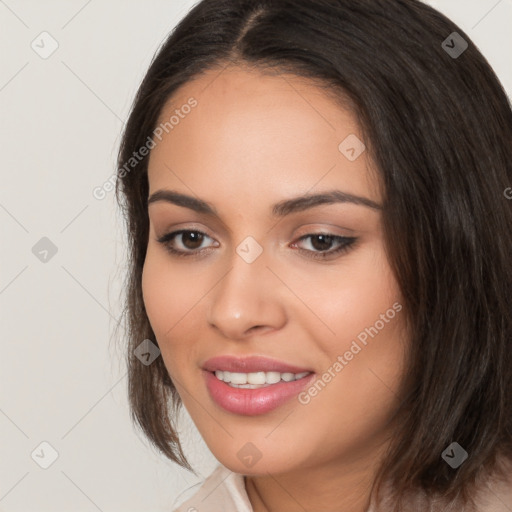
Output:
[203, 368, 316, 416]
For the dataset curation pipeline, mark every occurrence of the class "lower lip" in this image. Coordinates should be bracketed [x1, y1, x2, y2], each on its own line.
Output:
[203, 370, 316, 416]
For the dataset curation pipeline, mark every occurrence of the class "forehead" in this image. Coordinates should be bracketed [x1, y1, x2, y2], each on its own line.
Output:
[147, 65, 381, 208]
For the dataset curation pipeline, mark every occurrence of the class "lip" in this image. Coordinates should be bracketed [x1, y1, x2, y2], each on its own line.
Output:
[202, 355, 313, 374]
[203, 370, 316, 416]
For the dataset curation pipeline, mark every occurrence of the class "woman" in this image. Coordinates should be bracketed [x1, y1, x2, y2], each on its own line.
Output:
[115, 0, 512, 510]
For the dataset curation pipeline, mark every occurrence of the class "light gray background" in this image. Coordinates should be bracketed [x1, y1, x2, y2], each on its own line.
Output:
[1, 1, 511, 511]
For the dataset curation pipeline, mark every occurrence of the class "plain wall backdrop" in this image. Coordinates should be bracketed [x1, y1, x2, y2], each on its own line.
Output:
[1, 1, 511, 510]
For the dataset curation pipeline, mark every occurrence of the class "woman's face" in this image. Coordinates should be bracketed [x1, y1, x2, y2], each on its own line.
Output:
[142, 65, 409, 476]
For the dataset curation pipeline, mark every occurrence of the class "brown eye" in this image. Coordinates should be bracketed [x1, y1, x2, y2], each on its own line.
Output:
[292, 233, 357, 260]
[180, 231, 205, 250]
[156, 229, 216, 257]
[309, 234, 335, 251]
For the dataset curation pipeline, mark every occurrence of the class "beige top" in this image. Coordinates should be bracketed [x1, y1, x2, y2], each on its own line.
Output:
[173, 464, 252, 512]
[173, 462, 512, 512]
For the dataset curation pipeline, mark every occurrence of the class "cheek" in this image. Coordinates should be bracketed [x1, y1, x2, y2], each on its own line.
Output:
[299, 242, 402, 343]
[141, 248, 202, 370]
[300, 246, 407, 432]
[142, 249, 174, 333]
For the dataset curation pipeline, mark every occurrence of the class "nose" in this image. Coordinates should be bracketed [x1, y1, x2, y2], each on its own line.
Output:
[206, 248, 287, 340]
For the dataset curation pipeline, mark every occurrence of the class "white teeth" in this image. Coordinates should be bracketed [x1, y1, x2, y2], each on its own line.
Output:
[247, 372, 266, 385]
[229, 372, 248, 384]
[213, 370, 311, 387]
[265, 371, 281, 384]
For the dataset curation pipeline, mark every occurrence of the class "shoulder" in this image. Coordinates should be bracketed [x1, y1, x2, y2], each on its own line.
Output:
[473, 456, 512, 512]
[366, 456, 512, 512]
[173, 463, 253, 512]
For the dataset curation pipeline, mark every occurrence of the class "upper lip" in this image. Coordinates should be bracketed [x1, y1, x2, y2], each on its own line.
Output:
[202, 355, 313, 374]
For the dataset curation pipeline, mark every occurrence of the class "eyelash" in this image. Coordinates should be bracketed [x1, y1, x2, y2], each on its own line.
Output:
[156, 229, 357, 261]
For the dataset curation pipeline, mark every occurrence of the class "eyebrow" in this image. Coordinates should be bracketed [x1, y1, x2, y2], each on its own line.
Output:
[147, 189, 382, 216]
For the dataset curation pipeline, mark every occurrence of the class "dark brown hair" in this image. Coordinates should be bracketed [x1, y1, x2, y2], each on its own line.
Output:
[115, 0, 512, 509]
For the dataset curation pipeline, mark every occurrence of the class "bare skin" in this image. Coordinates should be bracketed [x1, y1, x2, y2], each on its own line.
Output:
[142, 64, 409, 512]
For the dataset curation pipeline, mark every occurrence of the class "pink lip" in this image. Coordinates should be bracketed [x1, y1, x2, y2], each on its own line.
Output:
[202, 355, 315, 415]
[202, 355, 312, 374]
[203, 371, 315, 415]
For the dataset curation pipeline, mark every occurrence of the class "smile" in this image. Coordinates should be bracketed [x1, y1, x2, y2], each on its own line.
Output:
[203, 370, 315, 415]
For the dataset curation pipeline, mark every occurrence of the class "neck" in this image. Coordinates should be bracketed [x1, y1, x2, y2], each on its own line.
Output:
[244, 448, 387, 512]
